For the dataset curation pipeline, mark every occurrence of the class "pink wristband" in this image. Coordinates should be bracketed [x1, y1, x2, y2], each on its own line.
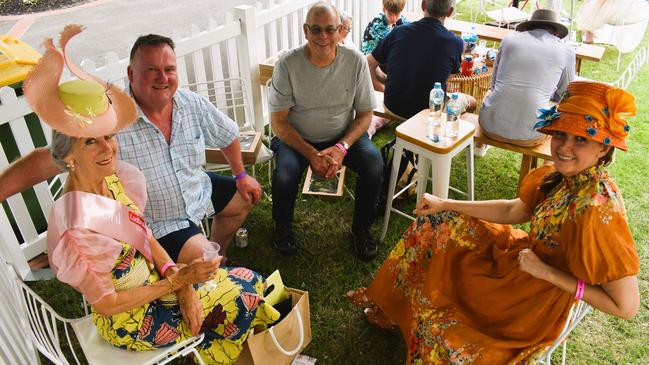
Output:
[160, 262, 177, 277]
[575, 279, 585, 301]
[234, 171, 248, 181]
[334, 143, 348, 156]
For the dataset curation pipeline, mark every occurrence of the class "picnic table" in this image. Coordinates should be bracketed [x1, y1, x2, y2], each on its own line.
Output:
[403, 12, 605, 75]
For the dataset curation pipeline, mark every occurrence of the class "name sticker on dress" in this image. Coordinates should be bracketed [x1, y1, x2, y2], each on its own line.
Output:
[128, 211, 146, 232]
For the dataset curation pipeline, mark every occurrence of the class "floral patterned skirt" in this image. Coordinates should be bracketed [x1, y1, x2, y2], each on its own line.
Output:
[366, 212, 573, 365]
[93, 250, 279, 365]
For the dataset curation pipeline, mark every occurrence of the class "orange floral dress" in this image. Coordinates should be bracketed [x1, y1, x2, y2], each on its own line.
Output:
[366, 165, 639, 364]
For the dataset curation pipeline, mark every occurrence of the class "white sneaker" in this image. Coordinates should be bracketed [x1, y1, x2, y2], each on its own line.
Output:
[474, 143, 491, 157]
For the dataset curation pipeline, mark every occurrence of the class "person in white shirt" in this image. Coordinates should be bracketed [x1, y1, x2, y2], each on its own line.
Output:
[479, 9, 575, 147]
[339, 11, 356, 49]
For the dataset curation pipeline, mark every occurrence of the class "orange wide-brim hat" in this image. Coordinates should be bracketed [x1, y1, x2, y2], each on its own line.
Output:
[23, 24, 137, 138]
[535, 81, 636, 151]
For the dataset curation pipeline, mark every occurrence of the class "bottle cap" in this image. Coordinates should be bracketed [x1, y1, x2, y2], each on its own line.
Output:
[452, 93, 459, 99]
[434, 82, 441, 88]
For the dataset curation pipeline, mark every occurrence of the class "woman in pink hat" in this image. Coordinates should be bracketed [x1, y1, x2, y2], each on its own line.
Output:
[25, 25, 279, 364]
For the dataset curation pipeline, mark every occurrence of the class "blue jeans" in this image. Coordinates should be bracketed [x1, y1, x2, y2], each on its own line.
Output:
[271, 134, 384, 232]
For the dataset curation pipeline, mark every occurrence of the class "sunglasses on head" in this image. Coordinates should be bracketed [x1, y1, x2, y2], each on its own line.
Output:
[304, 24, 339, 35]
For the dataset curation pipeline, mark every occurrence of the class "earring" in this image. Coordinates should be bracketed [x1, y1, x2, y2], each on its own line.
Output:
[66, 162, 76, 171]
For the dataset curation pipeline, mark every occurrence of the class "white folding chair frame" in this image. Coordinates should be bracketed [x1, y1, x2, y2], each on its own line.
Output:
[537, 300, 593, 365]
[4, 261, 206, 365]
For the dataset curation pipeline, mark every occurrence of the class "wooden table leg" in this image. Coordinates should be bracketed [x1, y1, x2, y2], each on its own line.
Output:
[517, 154, 533, 196]
[576, 59, 582, 75]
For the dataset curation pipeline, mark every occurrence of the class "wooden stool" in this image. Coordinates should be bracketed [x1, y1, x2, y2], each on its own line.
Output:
[380, 110, 475, 241]
[462, 113, 552, 194]
[373, 91, 406, 122]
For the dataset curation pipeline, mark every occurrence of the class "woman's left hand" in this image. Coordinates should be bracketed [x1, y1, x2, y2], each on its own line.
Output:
[518, 248, 553, 281]
[178, 286, 204, 336]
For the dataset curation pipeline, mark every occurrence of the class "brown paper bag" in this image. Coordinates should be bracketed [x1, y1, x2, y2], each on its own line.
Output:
[236, 288, 311, 365]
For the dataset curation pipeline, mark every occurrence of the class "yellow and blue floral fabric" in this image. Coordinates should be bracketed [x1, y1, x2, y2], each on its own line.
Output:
[92, 174, 280, 364]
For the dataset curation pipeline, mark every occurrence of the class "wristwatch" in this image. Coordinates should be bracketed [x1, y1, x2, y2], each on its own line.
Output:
[340, 141, 349, 151]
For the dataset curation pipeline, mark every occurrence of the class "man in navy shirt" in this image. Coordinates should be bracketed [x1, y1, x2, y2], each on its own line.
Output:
[368, 0, 476, 120]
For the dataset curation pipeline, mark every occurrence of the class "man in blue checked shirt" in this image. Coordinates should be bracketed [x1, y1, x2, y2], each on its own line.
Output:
[0, 34, 259, 264]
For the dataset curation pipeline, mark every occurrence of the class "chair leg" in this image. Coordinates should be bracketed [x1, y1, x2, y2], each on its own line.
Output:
[466, 143, 474, 200]
[191, 348, 206, 365]
[416, 157, 431, 201]
[430, 156, 452, 199]
[531, 156, 538, 169]
[517, 154, 533, 196]
[380, 143, 405, 241]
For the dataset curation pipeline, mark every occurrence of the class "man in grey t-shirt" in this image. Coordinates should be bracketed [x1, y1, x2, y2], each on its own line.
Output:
[268, 1, 383, 261]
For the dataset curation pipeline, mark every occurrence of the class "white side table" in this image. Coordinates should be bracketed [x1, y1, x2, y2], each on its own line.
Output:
[380, 110, 475, 241]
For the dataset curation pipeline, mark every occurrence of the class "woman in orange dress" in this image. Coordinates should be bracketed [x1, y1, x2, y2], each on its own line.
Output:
[348, 81, 640, 364]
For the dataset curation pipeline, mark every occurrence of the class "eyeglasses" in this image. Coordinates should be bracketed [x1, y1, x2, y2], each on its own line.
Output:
[304, 24, 339, 35]
[342, 27, 352, 32]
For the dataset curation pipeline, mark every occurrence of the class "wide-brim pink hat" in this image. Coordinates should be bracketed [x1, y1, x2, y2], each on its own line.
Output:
[23, 24, 137, 138]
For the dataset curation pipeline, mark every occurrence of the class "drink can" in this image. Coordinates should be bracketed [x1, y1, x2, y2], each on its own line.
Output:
[235, 227, 248, 248]
[461, 55, 474, 76]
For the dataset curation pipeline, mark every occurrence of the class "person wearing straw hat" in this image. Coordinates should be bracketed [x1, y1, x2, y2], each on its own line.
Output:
[24, 25, 279, 364]
[1, 32, 259, 265]
[347, 80, 640, 363]
[479, 8, 576, 151]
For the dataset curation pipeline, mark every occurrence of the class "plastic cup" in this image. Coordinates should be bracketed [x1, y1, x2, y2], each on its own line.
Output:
[203, 241, 221, 290]
[203, 241, 221, 261]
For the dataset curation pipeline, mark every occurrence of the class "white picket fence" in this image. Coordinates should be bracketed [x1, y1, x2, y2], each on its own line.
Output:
[0, 2, 399, 360]
[611, 38, 649, 89]
[1, 0, 647, 362]
[0, 0, 396, 281]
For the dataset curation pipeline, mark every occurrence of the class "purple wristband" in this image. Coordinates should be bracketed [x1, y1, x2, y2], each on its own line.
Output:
[234, 171, 248, 181]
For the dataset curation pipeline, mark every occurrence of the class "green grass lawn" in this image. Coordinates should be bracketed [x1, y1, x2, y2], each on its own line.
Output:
[29, 5, 649, 365]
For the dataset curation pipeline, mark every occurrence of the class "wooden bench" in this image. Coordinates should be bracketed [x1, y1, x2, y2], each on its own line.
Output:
[461, 112, 551, 194]
[373, 91, 406, 122]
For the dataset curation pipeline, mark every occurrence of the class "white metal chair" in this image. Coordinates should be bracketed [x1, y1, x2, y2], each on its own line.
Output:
[536, 300, 593, 364]
[2, 260, 206, 365]
[0, 259, 38, 364]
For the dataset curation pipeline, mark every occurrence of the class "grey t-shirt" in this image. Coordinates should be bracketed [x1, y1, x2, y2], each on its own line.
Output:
[268, 44, 376, 143]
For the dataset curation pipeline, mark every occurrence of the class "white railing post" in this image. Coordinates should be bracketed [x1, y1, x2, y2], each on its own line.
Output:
[235, 5, 264, 133]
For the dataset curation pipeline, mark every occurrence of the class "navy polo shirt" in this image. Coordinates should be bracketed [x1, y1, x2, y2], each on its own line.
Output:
[372, 17, 463, 119]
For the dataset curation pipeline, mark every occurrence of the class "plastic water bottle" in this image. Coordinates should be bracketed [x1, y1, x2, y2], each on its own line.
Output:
[427, 115, 441, 143]
[429, 82, 444, 115]
[446, 93, 461, 139]
[428, 83, 445, 143]
[470, 25, 478, 44]
[462, 26, 478, 54]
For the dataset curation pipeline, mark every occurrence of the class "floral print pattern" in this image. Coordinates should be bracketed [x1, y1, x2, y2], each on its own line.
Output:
[529, 165, 622, 249]
[91, 174, 280, 364]
[366, 165, 638, 364]
[361, 13, 409, 55]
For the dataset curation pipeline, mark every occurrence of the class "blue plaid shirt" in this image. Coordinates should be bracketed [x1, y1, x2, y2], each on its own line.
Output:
[117, 88, 238, 238]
